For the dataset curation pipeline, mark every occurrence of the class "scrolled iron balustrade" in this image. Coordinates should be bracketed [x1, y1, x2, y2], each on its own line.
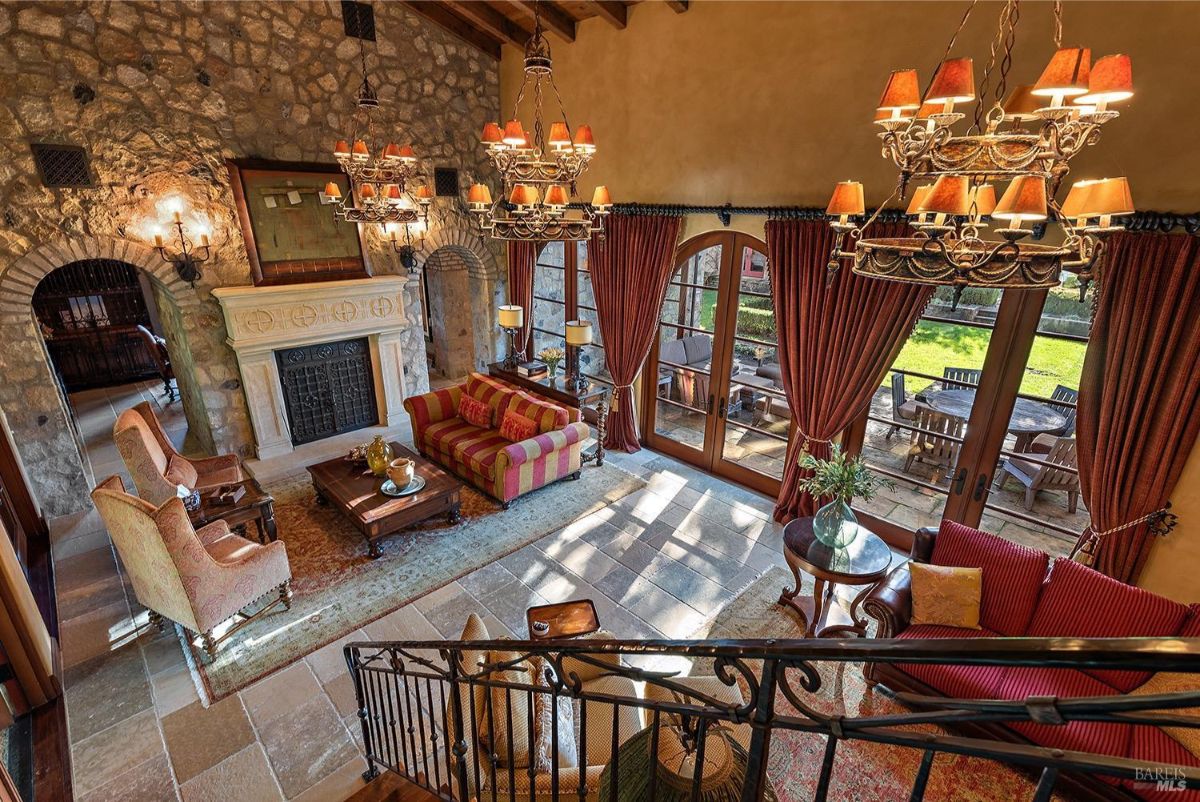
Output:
[346, 636, 1200, 802]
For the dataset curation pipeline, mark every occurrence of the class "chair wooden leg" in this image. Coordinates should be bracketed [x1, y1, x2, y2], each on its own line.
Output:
[202, 631, 218, 659]
[1068, 490, 1079, 514]
[148, 611, 166, 632]
[279, 580, 292, 611]
[1024, 487, 1036, 511]
[997, 470, 1012, 491]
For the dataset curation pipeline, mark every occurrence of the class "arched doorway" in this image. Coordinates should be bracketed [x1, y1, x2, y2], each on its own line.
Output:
[423, 244, 499, 380]
[641, 230, 788, 496]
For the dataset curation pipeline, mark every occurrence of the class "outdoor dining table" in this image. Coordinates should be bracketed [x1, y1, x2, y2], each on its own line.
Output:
[921, 387, 1068, 452]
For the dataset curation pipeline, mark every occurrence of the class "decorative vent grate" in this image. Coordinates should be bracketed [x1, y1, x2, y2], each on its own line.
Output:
[434, 167, 459, 197]
[276, 337, 378, 445]
[30, 144, 93, 188]
[341, 0, 376, 41]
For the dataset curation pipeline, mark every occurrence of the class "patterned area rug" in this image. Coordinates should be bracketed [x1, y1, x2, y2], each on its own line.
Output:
[185, 463, 644, 702]
[694, 566, 1066, 801]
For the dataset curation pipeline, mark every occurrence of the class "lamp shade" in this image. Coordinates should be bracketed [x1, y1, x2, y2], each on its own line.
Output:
[382, 143, 402, 162]
[502, 120, 525, 146]
[1060, 179, 1099, 219]
[915, 101, 943, 119]
[383, 184, 402, 204]
[1002, 85, 1041, 121]
[481, 122, 503, 144]
[1032, 47, 1091, 97]
[591, 185, 612, 207]
[971, 184, 997, 217]
[358, 183, 376, 200]
[573, 125, 596, 152]
[323, 181, 342, 200]
[906, 185, 933, 216]
[919, 175, 971, 216]
[415, 185, 434, 203]
[352, 140, 370, 160]
[1077, 54, 1133, 105]
[468, 183, 492, 206]
[875, 107, 915, 121]
[498, 305, 524, 329]
[565, 320, 593, 346]
[548, 122, 572, 148]
[1081, 177, 1134, 217]
[509, 184, 539, 206]
[397, 145, 417, 162]
[826, 181, 865, 217]
[544, 184, 568, 207]
[877, 69, 921, 111]
[993, 176, 1048, 222]
[925, 58, 976, 104]
[333, 139, 351, 157]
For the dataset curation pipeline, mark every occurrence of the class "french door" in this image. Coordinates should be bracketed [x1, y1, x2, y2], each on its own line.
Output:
[641, 231, 788, 496]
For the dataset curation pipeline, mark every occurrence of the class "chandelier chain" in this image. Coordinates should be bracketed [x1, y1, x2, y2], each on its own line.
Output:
[922, 0, 978, 101]
[974, 0, 1018, 133]
[1053, 0, 1064, 48]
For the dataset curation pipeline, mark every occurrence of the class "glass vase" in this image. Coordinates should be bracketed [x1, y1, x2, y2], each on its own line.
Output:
[366, 435, 394, 478]
[813, 498, 860, 549]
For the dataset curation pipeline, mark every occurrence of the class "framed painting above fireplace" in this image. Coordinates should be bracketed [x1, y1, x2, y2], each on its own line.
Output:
[227, 158, 372, 286]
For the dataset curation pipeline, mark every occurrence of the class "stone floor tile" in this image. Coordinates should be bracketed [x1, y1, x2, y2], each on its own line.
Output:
[323, 672, 358, 719]
[59, 600, 136, 669]
[150, 661, 200, 718]
[240, 661, 322, 729]
[291, 754, 369, 802]
[142, 628, 188, 676]
[161, 696, 255, 784]
[51, 526, 112, 562]
[474, 579, 549, 636]
[257, 696, 357, 798]
[421, 588, 489, 638]
[306, 629, 368, 684]
[72, 709, 165, 797]
[178, 744, 282, 802]
[65, 646, 153, 744]
[78, 752, 177, 802]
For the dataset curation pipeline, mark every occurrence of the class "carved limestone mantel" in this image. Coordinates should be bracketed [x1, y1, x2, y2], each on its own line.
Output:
[213, 277, 414, 459]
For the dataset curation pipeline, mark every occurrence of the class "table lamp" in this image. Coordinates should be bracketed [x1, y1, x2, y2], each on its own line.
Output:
[498, 305, 525, 369]
[565, 320, 593, 392]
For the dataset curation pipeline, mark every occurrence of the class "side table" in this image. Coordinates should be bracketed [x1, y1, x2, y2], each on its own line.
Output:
[778, 517, 892, 638]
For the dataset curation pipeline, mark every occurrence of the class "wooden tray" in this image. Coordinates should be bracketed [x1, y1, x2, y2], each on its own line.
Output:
[526, 599, 600, 640]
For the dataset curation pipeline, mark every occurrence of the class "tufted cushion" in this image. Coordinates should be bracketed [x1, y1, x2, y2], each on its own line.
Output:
[1026, 557, 1189, 692]
[896, 624, 1009, 699]
[910, 563, 981, 630]
[466, 372, 520, 419]
[459, 394, 492, 428]
[499, 410, 539, 443]
[930, 520, 1048, 636]
[505, 392, 569, 435]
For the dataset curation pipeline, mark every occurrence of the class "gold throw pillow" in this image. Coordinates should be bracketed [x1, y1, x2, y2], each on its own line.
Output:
[1130, 672, 1200, 759]
[910, 563, 982, 630]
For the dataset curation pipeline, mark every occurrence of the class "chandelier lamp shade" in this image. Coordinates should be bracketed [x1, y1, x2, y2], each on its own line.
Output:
[467, 4, 611, 242]
[825, 0, 1135, 305]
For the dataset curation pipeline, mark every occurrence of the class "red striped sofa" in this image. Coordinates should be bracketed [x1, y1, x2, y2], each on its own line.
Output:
[864, 520, 1200, 802]
[403, 373, 589, 506]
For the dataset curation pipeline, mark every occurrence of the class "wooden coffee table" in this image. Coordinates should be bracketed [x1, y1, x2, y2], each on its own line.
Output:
[307, 442, 463, 559]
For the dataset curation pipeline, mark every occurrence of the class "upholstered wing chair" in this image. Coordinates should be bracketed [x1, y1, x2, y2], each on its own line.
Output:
[90, 475, 291, 657]
[113, 402, 243, 506]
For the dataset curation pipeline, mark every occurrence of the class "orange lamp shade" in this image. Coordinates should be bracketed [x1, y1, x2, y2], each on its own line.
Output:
[573, 125, 596, 151]
[993, 176, 1048, 222]
[468, 183, 492, 206]
[351, 140, 370, 159]
[1082, 177, 1134, 217]
[906, 185, 933, 216]
[548, 122, 572, 148]
[878, 69, 921, 111]
[323, 181, 342, 200]
[481, 122, 504, 144]
[381, 143, 402, 161]
[358, 183, 376, 200]
[1033, 47, 1091, 97]
[826, 181, 865, 217]
[1077, 54, 1133, 105]
[971, 184, 997, 217]
[333, 139, 351, 157]
[875, 107, 914, 121]
[383, 184, 402, 203]
[509, 184, 539, 206]
[591, 185, 612, 207]
[1002, 85, 1041, 121]
[415, 185, 434, 202]
[919, 175, 971, 216]
[1060, 179, 1098, 219]
[914, 101, 944, 120]
[502, 120, 525, 146]
[925, 58, 976, 104]
[544, 185, 569, 207]
[397, 145, 416, 162]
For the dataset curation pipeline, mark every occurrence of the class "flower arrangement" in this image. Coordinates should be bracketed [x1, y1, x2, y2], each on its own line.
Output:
[537, 346, 565, 377]
[797, 443, 892, 504]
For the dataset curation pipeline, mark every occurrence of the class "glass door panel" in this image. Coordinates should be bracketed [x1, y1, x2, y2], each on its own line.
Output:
[573, 241, 611, 385]
[531, 242, 566, 358]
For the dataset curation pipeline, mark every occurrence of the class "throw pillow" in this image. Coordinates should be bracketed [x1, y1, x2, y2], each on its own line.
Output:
[499, 410, 539, 443]
[164, 455, 198, 490]
[531, 656, 579, 772]
[910, 563, 983, 630]
[459, 394, 492, 428]
[1131, 672, 1200, 758]
[479, 649, 534, 768]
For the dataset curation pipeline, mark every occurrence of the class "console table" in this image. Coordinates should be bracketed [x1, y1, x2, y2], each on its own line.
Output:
[487, 362, 610, 466]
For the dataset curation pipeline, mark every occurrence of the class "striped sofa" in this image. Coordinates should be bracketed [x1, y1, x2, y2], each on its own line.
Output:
[403, 373, 589, 506]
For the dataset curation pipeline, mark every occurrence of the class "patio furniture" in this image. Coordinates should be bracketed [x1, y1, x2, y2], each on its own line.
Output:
[923, 387, 1067, 452]
[886, 372, 921, 439]
[135, 324, 177, 402]
[1047, 384, 1079, 437]
[998, 437, 1081, 513]
[942, 366, 981, 388]
[903, 406, 964, 481]
[659, 334, 740, 408]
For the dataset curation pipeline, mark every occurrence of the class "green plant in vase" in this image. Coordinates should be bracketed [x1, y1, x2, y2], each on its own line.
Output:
[797, 444, 893, 548]
[537, 346, 565, 378]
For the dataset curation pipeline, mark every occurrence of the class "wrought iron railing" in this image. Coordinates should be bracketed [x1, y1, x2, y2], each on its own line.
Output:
[346, 637, 1200, 801]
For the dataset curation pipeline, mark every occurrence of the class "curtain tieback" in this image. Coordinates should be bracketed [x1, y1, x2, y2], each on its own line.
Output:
[1071, 503, 1179, 565]
[795, 426, 835, 457]
[610, 383, 635, 411]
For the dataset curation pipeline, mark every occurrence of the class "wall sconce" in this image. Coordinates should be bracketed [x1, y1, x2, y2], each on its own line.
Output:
[384, 216, 427, 274]
[152, 198, 210, 286]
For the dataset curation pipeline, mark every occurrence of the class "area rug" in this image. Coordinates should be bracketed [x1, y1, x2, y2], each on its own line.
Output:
[184, 463, 644, 702]
[691, 566, 1066, 801]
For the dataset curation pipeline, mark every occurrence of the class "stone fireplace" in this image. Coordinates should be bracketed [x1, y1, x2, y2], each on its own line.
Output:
[213, 277, 412, 459]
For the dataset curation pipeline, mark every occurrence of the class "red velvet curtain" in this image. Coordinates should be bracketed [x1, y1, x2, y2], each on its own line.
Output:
[507, 241, 538, 359]
[1071, 231, 1200, 582]
[768, 218, 932, 523]
[588, 214, 683, 452]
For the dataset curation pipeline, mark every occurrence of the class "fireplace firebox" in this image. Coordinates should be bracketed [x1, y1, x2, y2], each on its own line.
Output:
[276, 337, 378, 445]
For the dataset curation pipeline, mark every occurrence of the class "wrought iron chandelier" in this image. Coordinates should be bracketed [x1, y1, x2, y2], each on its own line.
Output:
[826, 0, 1134, 304]
[467, 2, 611, 242]
[324, 2, 433, 230]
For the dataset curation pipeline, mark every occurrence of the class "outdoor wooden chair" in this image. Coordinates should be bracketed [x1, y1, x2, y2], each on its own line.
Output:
[904, 407, 964, 482]
[886, 372, 921, 439]
[1047, 384, 1079, 437]
[998, 437, 1081, 513]
[942, 366, 982, 389]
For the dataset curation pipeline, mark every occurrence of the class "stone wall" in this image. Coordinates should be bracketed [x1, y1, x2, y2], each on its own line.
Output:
[0, 0, 504, 515]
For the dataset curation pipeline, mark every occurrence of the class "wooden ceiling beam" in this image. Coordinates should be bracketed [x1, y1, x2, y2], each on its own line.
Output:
[589, 1, 627, 29]
[401, 1, 502, 60]
[504, 0, 576, 42]
[665, 0, 689, 12]
[444, 1, 532, 48]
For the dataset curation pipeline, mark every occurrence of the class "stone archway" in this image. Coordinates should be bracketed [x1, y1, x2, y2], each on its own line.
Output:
[0, 236, 204, 516]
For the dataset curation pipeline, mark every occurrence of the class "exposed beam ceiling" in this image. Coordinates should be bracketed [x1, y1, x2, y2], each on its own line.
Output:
[506, 0, 577, 43]
[444, 1, 532, 48]
[665, 0, 688, 12]
[589, 1, 627, 29]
